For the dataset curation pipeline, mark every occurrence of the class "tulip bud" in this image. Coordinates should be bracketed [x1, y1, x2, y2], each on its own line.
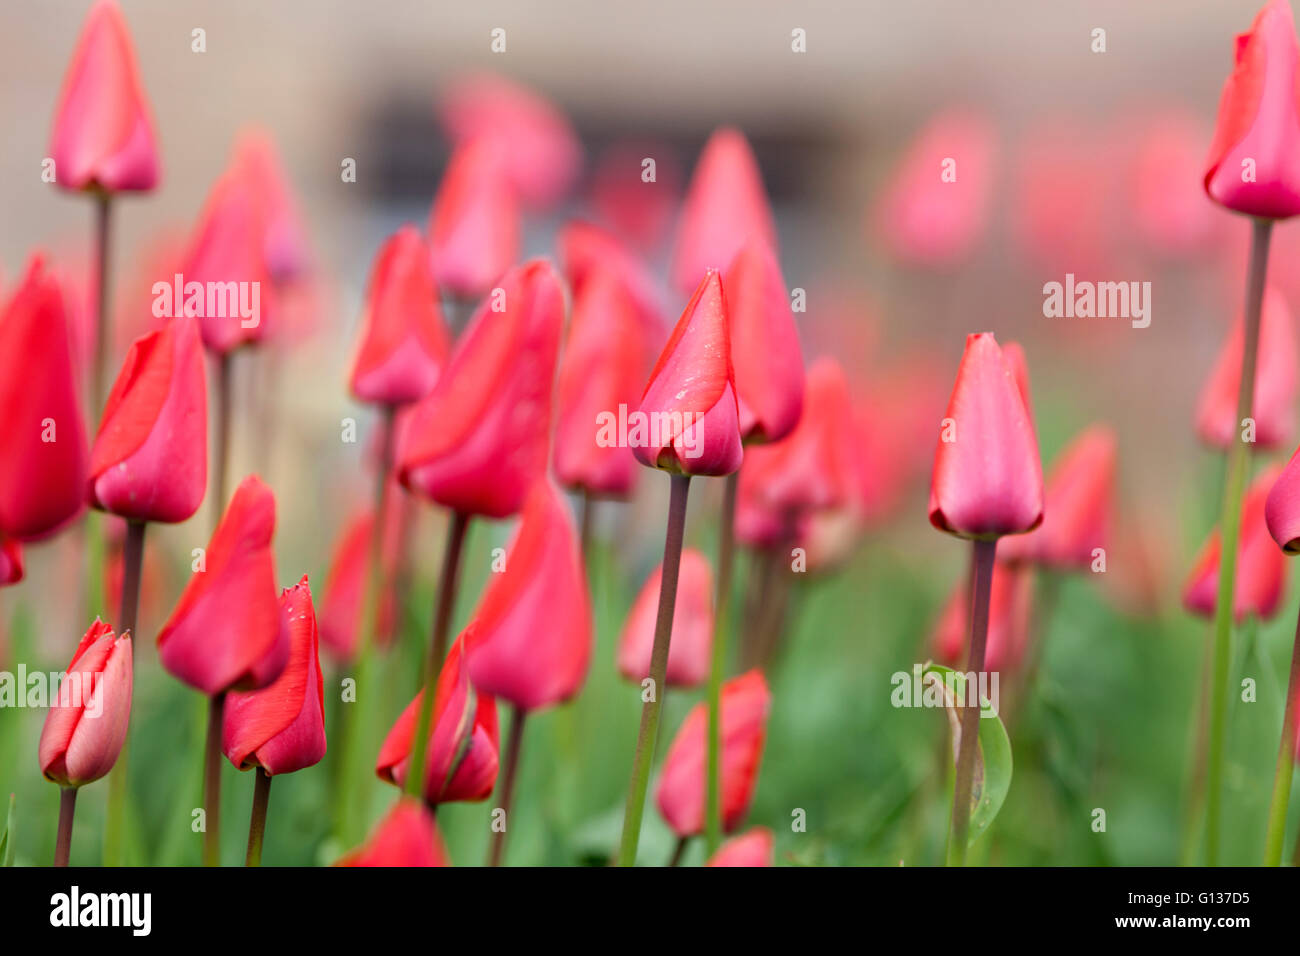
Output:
[348, 227, 450, 406]
[618, 549, 714, 687]
[929, 333, 1044, 540]
[1204, 0, 1300, 219]
[377, 636, 499, 804]
[88, 316, 207, 523]
[466, 482, 592, 712]
[397, 260, 564, 518]
[335, 798, 450, 867]
[1266, 444, 1300, 553]
[39, 620, 132, 788]
[656, 670, 771, 837]
[0, 537, 23, 587]
[557, 220, 666, 332]
[0, 256, 89, 540]
[318, 509, 398, 661]
[229, 129, 311, 284]
[429, 138, 519, 301]
[222, 577, 326, 776]
[634, 270, 744, 477]
[48, 0, 160, 193]
[705, 826, 775, 867]
[157, 476, 288, 695]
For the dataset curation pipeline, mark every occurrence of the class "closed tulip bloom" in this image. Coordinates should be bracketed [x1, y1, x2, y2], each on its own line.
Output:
[1196, 287, 1297, 450]
[706, 826, 775, 867]
[222, 577, 326, 776]
[725, 240, 804, 443]
[1204, 0, 1300, 219]
[929, 333, 1043, 540]
[932, 561, 1033, 674]
[48, 0, 159, 193]
[88, 316, 207, 523]
[656, 670, 771, 837]
[557, 219, 666, 332]
[554, 267, 649, 497]
[348, 227, 450, 406]
[466, 482, 591, 711]
[230, 129, 311, 283]
[157, 476, 288, 695]
[634, 270, 743, 477]
[398, 260, 564, 519]
[377, 636, 499, 803]
[1266, 444, 1300, 552]
[318, 509, 397, 661]
[999, 425, 1117, 570]
[1000, 341, 1034, 430]
[335, 798, 450, 867]
[39, 621, 132, 788]
[0, 537, 23, 586]
[0, 257, 88, 540]
[618, 549, 714, 687]
[670, 127, 777, 295]
[429, 138, 519, 300]
[1184, 464, 1287, 621]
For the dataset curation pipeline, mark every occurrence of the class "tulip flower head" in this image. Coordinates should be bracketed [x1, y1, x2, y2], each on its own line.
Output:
[466, 481, 592, 711]
[48, 0, 160, 193]
[633, 270, 743, 477]
[557, 219, 666, 332]
[335, 798, 450, 867]
[617, 549, 714, 687]
[656, 670, 771, 837]
[230, 129, 312, 283]
[156, 476, 288, 695]
[429, 137, 520, 301]
[929, 333, 1043, 540]
[318, 509, 398, 661]
[1204, 0, 1300, 219]
[348, 226, 450, 406]
[1267, 443, 1300, 552]
[377, 636, 499, 804]
[0, 537, 23, 587]
[39, 620, 132, 788]
[706, 826, 775, 867]
[88, 316, 207, 523]
[222, 577, 326, 776]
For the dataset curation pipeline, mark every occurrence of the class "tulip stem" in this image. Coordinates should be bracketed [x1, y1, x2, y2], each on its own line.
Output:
[706, 469, 739, 855]
[618, 473, 691, 866]
[212, 352, 233, 532]
[947, 537, 997, 866]
[487, 705, 526, 867]
[668, 836, 688, 867]
[245, 769, 272, 867]
[54, 787, 77, 867]
[1263, 604, 1300, 864]
[91, 192, 113, 412]
[1205, 216, 1272, 866]
[202, 692, 226, 866]
[404, 510, 471, 800]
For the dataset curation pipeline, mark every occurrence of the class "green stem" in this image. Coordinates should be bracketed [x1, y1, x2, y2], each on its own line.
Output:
[668, 835, 688, 867]
[54, 787, 77, 867]
[1263, 605, 1300, 865]
[91, 192, 112, 413]
[405, 510, 471, 799]
[102, 520, 145, 866]
[705, 470, 739, 855]
[211, 352, 232, 532]
[487, 705, 526, 866]
[1205, 216, 1272, 866]
[618, 473, 691, 866]
[245, 768, 272, 867]
[947, 537, 997, 866]
[202, 692, 226, 866]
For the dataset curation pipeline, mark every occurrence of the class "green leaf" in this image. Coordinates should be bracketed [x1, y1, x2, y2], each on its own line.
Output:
[923, 663, 1013, 846]
[1, 792, 15, 866]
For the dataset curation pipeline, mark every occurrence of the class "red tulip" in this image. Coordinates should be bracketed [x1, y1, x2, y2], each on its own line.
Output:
[1184, 464, 1287, 621]
[230, 129, 311, 283]
[1196, 287, 1297, 451]
[222, 577, 325, 776]
[438, 74, 581, 210]
[48, 0, 159, 193]
[397, 260, 564, 518]
[1204, 0, 1300, 220]
[335, 798, 450, 867]
[999, 425, 1117, 570]
[618, 549, 714, 687]
[1267, 444, 1300, 553]
[318, 509, 398, 661]
[557, 220, 666, 332]
[38, 620, 132, 788]
[670, 127, 777, 295]
[0, 256, 88, 540]
[348, 227, 450, 406]
[1000, 341, 1034, 429]
[929, 333, 1043, 540]
[377, 636, 499, 804]
[706, 826, 775, 867]
[724, 239, 804, 444]
[0, 537, 23, 587]
[88, 316, 207, 523]
[656, 670, 770, 837]
[634, 270, 743, 477]
[466, 482, 591, 711]
[156, 476, 288, 695]
[180, 168, 275, 354]
[873, 110, 996, 267]
[428, 138, 519, 301]
[932, 561, 1033, 674]
[554, 266, 649, 497]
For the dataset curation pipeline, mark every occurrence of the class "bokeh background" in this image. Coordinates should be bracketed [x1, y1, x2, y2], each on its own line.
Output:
[0, 0, 1293, 865]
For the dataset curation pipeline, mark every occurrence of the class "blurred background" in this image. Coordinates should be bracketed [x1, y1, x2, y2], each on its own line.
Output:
[0, 0, 1294, 865]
